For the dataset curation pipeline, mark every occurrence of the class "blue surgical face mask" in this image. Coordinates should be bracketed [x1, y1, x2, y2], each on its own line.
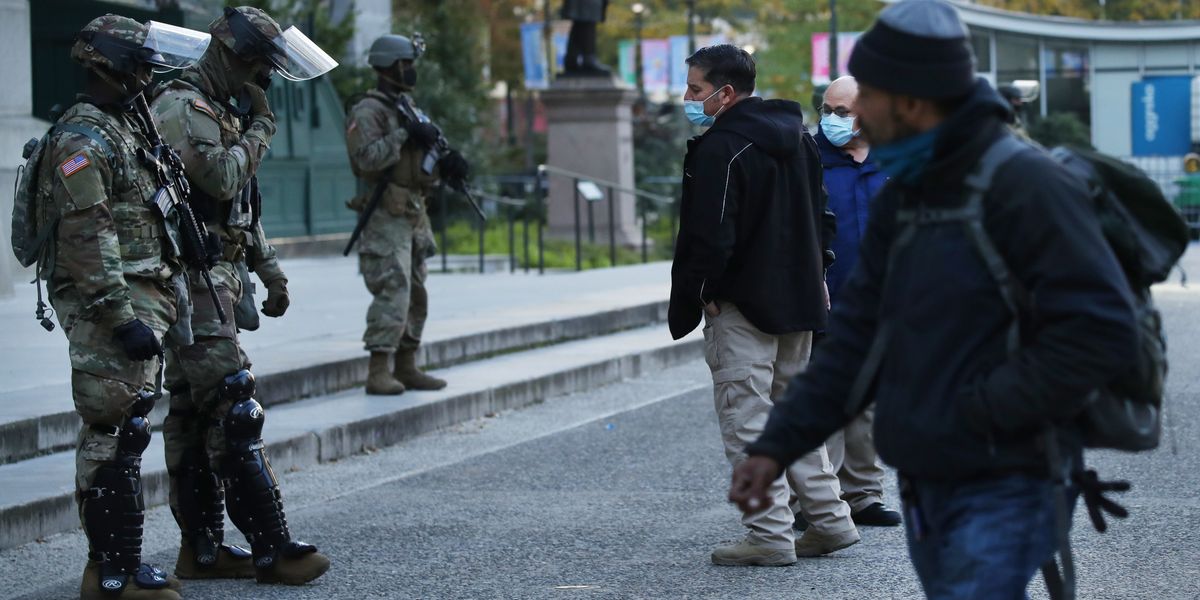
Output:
[820, 113, 859, 147]
[684, 86, 727, 127]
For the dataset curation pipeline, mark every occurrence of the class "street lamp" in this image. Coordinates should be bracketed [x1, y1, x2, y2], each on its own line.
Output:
[632, 3, 646, 102]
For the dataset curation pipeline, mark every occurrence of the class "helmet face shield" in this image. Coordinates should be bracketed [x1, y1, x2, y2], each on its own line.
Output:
[144, 21, 211, 72]
[225, 7, 337, 81]
[272, 26, 338, 81]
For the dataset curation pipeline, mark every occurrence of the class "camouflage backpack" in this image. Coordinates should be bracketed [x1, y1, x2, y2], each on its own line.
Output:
[11, 121, 114, 268]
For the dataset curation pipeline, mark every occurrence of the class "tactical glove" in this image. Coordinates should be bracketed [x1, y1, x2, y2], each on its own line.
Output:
[438, 149, 470, 183]
[244, 83, 274, 122]
[405, 122, 439, 149]
[261, 279, 290, 318]
[113, 319, 162, 361]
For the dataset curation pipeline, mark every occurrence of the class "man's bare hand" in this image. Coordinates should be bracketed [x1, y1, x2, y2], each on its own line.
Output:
[823, 280, 831, 311]
[729, 455, 781, 514]
[704, 301, 721, 318]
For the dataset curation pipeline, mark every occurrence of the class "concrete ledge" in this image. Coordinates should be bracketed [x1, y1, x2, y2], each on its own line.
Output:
[0, 331, 699, 551]
[0, 300, 668, 465]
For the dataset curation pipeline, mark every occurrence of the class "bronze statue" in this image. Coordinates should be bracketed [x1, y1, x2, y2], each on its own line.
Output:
[562, 0, 610, 77]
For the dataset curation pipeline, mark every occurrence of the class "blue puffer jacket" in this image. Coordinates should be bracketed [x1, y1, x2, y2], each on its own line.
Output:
[815, 130, 888, 303]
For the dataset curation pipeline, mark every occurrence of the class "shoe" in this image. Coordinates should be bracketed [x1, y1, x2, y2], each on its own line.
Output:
[794, 527, 860, 557]
[366, 351, 406, 395]
[394, 350, 447, 391]
[710, 538, 797, 567]
[792, 514, 809, 532]
[175, 540, 255, 579]
[81, 561, 182, 600]
[852, 502, 903, 527]
[256, 550, 331, 585]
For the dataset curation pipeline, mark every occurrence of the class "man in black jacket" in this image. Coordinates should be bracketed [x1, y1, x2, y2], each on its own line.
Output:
[729, 0, 1137, 596]
[670, 44, 856, 566]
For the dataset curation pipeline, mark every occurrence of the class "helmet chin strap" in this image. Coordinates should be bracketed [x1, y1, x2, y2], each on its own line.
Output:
[376, 68, 412, 94]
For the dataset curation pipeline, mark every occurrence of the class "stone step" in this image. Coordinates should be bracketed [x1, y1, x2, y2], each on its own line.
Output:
[0, 323, 701, 551]
[0, 299, 668, 466]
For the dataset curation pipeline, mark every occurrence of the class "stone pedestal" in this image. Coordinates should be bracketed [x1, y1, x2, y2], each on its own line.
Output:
[0, 0, 50, 297]
[542, 76, 641, 247]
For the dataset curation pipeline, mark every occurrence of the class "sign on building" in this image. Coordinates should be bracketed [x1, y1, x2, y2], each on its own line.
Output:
[811, 32, 861, 85]
[1131, 76, 1193, 157]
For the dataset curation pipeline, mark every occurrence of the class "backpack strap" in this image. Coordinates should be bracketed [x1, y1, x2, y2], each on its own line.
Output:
[960, 135, 1031, 353]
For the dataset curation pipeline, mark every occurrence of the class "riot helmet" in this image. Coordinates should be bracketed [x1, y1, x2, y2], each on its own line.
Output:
[211, 6, 338, 81]
[73, 15, 210, 97]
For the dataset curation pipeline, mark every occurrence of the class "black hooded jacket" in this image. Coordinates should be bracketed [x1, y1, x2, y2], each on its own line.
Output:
[669, 97, 834, 339]
[746, 80, 1138, 481]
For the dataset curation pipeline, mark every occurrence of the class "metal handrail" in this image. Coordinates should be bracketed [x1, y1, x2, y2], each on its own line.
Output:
[537, 164, 674, 205]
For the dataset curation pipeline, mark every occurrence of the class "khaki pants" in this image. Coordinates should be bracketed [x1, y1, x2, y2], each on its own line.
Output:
[703, 302, 855, 549]
[825, 407, 888, 513]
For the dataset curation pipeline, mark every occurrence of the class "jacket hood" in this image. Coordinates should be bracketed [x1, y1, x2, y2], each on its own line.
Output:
[708, 97, 808, 159]
[914, 78, 1015, 192]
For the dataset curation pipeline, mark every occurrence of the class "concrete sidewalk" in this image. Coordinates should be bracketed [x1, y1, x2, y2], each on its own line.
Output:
[0, 258, 672, 459]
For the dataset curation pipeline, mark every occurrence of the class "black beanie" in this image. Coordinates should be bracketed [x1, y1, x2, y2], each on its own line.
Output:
[848, 0, 975, 100]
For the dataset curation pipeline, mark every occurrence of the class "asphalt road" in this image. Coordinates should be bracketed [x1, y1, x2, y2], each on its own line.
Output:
[4, 251, 1200, 600]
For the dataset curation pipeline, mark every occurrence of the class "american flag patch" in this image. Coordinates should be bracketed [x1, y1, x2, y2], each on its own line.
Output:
[60, 153, 90, 178]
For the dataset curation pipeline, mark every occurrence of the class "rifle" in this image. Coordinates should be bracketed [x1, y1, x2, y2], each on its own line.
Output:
[342, 180, 387, 256]
[131, 93, 227, 324]
[393, 95, 486, 222]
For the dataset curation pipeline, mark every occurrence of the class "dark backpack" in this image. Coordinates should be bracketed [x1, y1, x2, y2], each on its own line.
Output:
[945, 136, 1188, 452]
[892, 135, 1189, 600]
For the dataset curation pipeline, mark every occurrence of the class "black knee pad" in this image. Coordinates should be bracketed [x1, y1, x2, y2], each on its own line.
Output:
[117, 415, 152, 459]
[221, 369, 256, 405]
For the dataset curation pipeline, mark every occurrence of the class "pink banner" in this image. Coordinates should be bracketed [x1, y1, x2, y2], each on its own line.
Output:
[812, 32, 861, 85]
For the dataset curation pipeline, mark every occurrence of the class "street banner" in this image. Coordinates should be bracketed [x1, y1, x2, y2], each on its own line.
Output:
[521, 22, 548, 90]
[1132, 76, 1193, 156]
[669, 35, 690, 93]
[811, 32, 861, 85]
[521, 22, 569, 90]
[618, 39, 637, 87]
[642, 39, 670, 94]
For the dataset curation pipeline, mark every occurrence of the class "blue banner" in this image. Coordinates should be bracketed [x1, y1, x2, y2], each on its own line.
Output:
[669, 36, 690, 94]
[521, 22, 548, 90]
[1132, 76, 1193, 156]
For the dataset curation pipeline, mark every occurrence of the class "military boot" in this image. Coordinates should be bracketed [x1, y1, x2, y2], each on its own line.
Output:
[366, 351, 405, 395]
[81, 561, 182, 600]
[174, 538, 255, 579]
[256, 550, 332, 585]
[394, 350, 447, 390]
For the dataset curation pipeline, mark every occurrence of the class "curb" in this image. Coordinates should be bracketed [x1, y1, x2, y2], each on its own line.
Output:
[0, 301, 669, 465]
[0, 336, 700, 551]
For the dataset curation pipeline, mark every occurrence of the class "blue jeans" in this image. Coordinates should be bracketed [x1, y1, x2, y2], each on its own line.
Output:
[902, 474, 1063, 600]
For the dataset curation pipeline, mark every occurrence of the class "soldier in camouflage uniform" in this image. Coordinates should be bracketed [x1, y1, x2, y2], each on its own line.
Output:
[346, 34, 469, 395]
[149, 6, 330, 585]
[45, 15, 193, 600]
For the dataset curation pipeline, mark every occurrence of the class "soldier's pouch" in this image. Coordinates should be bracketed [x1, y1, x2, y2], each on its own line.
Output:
[166, 271, 194, 347]
[233, 261, 260, 332]
[382, 184, 412, 217]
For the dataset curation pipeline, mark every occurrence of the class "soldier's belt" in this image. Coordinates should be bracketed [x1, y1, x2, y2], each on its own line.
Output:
[118, 223, 164, 239]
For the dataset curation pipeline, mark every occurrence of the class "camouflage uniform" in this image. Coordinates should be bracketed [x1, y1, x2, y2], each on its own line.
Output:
[345, 89, 438, 354]
[152, 42, 282, 511]
[150, 7, 328, 585]
[44, 15, 185, 600]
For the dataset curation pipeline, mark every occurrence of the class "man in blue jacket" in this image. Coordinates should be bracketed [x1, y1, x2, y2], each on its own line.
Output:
[669, 44, 856, 567]
[812, 75, 901, 529]
[729, 0, 1137, 596]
